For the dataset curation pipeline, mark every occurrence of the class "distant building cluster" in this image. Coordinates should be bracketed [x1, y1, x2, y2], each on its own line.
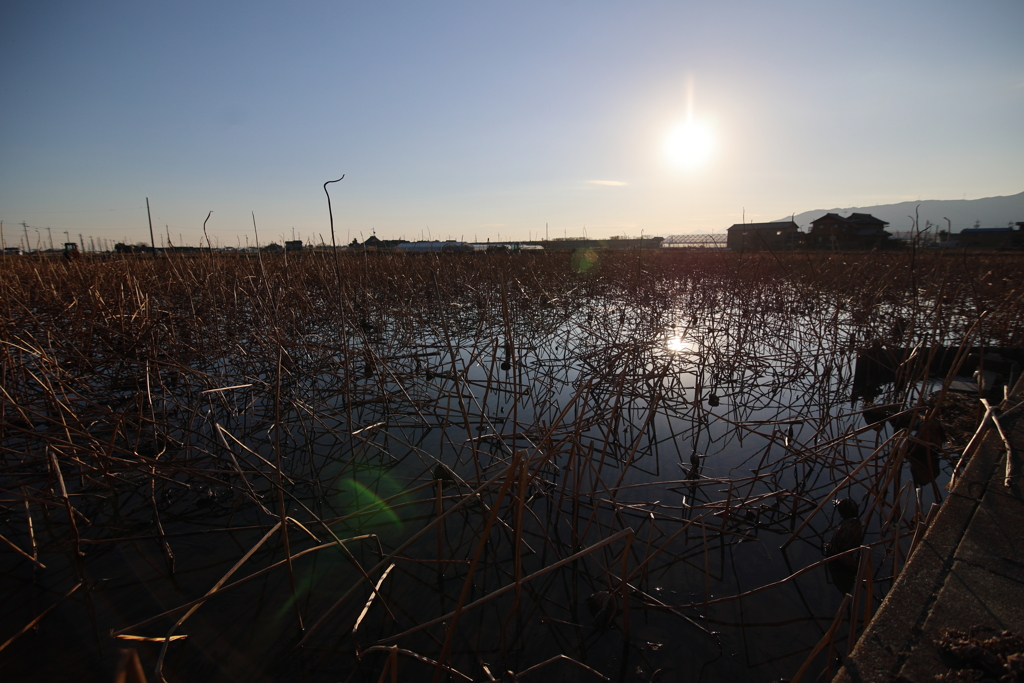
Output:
[714, 216, 1024, 251]
[6, 219, 1024, 257]
[726, 213, 893, 251]
[660, 214, 1024, 252]
[340, 235, 664, 252]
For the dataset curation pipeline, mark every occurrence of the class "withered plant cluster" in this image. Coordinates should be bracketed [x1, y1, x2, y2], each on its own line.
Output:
[2, 249, 1023, 682]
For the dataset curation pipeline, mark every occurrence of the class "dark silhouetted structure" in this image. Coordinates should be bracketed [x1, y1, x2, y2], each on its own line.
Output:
[726, 221, 800, 251]
[526, 237, 664, 251]
[956, 224, 1023, 249]
[808, 213, 891, 249]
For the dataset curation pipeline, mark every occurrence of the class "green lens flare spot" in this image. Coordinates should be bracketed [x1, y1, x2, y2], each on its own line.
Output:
[571, 248, 599, 273]
[337, 479, 402, 530]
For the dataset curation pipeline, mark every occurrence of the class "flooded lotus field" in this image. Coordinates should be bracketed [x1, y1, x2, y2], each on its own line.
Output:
[2, 248, 1023, 682]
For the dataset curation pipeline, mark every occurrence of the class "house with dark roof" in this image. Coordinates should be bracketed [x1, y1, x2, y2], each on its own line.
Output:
[346, 235, 411, 252]
[808, 213, 891, 249]
[726, 221, 801, 251]
[955, 223, 1024, 249]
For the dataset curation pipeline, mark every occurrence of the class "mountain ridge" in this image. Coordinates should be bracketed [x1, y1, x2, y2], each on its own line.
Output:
[774, 191, 1024, 233]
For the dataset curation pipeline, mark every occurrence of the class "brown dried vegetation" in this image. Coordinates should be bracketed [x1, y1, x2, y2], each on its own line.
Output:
[2, 249, 1023, 682]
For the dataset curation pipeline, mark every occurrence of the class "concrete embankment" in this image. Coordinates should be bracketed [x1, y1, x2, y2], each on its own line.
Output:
[835, 391, 1024, 682]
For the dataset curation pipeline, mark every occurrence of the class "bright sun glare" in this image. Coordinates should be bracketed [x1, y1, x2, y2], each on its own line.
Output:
[665, 120, 714, 170]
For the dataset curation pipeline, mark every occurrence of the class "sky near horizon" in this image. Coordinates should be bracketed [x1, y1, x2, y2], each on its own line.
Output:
[1, 1, 1022, 248]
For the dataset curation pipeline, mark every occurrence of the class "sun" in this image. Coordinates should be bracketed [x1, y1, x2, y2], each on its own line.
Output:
[665, 119, 714, 170]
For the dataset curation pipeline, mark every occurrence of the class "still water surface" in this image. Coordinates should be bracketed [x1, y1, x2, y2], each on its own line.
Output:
[0, 286, 947, 682]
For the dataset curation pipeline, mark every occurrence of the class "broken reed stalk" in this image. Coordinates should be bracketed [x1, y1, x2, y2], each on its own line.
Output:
[323, 174, 345, 290]
[153, 522, 282, 678]
[0, 531, 45, 570]
[275, 346, 304, 632]
[202, 211, 213, 252]
[791, 593, 851, 683]
[298, 464, 525, 647]
[150, 465, 174, 575]
[113, 648, 148, 683]
[352, 564, 395, 639]
[47, 448, 81, 557]
[432, 450, 525, 681]
[113, 536, 374, 636]
[950, 404, 996, 488]
[980, 398, 1016, 486]
[360, 646, 472, 682]
[513, 654, 611, 681]
[0, 582, 82, 654]
[377, 528, 634, 645]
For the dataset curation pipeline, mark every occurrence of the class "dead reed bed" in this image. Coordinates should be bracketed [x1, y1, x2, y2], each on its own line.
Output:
[2, 248, 1023, 682]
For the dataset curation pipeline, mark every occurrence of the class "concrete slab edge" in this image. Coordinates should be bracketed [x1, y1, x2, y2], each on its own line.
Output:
[832, 423, 1005, 683]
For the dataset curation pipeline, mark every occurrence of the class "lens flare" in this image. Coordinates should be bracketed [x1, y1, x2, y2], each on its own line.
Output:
[572, 248, 599, 273]
[336, 479, 403, 530]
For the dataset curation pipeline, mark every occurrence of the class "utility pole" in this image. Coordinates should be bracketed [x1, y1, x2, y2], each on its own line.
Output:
[79, 233, 84, 252]
[146, 198, 157, 255]
[22, 222, 29, 253]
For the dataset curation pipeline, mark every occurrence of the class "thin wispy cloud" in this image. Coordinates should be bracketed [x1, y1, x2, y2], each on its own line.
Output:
[588, 180, 627, 186]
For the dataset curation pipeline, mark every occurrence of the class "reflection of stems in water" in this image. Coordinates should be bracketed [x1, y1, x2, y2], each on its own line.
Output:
[3, 250, 1018, 682]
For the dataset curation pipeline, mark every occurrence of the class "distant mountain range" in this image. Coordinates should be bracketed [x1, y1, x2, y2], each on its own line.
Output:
[777, 191, 1024, 234]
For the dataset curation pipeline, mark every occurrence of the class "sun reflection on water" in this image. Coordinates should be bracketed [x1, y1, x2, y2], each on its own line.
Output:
[666, 334, 697, 354]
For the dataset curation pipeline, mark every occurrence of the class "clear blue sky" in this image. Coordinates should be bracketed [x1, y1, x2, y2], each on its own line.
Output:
[2, 1, 1021, 248]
